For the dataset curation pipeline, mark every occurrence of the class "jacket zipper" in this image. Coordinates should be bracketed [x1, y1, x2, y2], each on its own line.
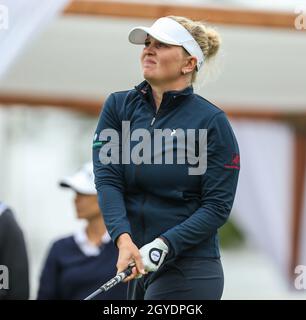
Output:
[138, 98, 169, 244]
[139, 104, 163, 244]
[150, 105, 165, 128]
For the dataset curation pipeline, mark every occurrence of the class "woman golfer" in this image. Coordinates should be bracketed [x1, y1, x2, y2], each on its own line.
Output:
[93, 16, 240, 299]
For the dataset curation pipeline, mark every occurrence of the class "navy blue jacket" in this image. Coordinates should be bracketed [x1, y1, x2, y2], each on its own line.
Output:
[93, 81, 240, 259]
[37, 236, 127, 300]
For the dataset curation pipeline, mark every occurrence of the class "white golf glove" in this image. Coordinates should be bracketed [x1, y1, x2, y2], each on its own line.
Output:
[139, 238, 169, 273]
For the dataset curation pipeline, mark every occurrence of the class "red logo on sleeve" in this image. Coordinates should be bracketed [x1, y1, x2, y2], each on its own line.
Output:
[225, 154, 240, 169]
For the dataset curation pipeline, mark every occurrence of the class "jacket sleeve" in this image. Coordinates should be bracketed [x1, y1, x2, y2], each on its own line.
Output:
[92, 93, 132, 246]
[161, 112, 240, 258]
[0, 209, 29, 300]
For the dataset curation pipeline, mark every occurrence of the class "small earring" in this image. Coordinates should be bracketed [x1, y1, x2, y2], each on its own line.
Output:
[182, 70, 186, 75]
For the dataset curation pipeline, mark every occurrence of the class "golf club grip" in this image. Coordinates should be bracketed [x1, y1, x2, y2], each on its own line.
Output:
[84, 265, 134, 300]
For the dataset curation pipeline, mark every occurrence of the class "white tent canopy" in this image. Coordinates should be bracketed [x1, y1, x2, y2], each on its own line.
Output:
[0, 0, 69, 80]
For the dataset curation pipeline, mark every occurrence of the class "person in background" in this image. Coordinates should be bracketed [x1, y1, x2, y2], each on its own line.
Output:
[0, 202, 29, 300]
[37, 162, 127, 300]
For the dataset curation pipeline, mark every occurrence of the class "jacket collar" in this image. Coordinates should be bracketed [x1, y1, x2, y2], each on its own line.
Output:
[135, 80, 193, 111]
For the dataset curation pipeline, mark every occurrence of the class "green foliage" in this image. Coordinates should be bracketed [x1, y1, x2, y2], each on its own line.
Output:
[219, 219, 245, 249]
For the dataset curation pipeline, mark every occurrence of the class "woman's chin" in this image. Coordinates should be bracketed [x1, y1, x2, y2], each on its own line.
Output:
[76, 212, 86, 220]
[143, 68, 155, 78]
[143, 72, 158, 83]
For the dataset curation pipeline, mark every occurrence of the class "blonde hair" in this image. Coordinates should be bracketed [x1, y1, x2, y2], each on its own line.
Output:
[168, 15, 221, 83]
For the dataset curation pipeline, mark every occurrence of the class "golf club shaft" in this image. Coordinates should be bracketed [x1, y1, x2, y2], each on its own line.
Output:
[84, 265, 134, 300]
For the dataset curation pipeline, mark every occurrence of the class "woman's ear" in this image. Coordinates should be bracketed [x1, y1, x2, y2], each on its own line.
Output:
[182, 56, 197, 75]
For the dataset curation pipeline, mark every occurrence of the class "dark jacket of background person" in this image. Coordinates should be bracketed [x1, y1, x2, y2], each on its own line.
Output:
[0, 202, 30, 300]
[37, 232, 126, 300]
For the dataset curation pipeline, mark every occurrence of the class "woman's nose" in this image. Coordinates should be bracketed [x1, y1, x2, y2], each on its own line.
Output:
[144, 44, 155, 54]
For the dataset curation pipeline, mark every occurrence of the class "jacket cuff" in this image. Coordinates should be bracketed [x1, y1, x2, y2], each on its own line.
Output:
[112, 228, 132, 248]
[159, 235, 174, 260]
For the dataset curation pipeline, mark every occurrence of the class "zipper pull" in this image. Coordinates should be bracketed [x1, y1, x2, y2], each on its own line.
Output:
[150, 117, 156, 126]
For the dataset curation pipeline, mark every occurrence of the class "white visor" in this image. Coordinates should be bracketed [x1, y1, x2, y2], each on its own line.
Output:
[129, 17, 204, 71]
